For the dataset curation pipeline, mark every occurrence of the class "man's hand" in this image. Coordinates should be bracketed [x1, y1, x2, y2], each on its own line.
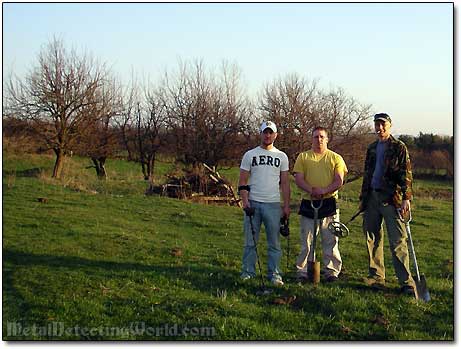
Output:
[311, 187, 324, 197]
[244, 206, 255, 217]
[400, 199, 411, 215]
[282, 205, 290, 218]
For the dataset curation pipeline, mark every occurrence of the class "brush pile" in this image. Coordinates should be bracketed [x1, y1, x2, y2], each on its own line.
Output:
[146, 163, 241, 207]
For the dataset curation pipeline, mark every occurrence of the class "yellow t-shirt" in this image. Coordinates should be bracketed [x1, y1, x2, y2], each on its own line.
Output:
[293, 149, 348, 199]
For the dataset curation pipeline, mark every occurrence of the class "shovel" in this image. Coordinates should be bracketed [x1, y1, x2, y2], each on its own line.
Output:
[307, 199, 322, 284]
[399, 210, 431, 302]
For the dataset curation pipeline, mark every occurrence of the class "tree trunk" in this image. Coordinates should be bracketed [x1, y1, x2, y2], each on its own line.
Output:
[146, 153, 156, 182]
[141, 161, 148, 180]
[52, 148, 65, 178]
[91, 157, 107, 180]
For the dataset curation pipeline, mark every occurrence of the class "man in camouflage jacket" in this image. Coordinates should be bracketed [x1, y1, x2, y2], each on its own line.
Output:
[359, 113, 416, 296]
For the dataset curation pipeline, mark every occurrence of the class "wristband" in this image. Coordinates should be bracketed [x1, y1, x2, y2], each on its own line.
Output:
[238, 185, 250, 192]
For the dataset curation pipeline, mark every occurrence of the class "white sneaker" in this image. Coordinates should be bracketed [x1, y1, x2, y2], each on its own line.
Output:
[240, 273, 253, 281]
[271, 277, 284, 286]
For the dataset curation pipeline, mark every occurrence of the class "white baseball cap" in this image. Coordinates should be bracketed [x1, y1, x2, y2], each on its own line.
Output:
[260, 121, 277, 133]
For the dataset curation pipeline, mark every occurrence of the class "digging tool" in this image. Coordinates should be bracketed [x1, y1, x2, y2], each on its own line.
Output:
[307, 199, 322, 284]
[244, 207, 273, 296]
[398, 210, 431, 302]
[327, 208, 363, 238]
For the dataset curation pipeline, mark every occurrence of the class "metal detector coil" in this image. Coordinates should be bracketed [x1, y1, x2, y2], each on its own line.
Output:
[328, 221, 350, 238]
[327, 209, 363, 238]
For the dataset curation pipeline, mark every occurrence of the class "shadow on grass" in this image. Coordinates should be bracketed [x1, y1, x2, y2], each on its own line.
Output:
[4, 249, 452, 340]
[12, 168, 43, 178]
[3, 249, 342, 318]
[3, 249, 247, 297]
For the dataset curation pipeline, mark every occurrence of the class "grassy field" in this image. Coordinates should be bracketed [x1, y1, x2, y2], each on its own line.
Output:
[2, 152, 454, 340]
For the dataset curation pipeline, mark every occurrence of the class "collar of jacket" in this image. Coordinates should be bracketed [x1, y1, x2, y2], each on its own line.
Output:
[368, 134, 399, 150]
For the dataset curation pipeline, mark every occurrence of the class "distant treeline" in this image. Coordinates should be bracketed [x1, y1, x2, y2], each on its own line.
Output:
[398, 133, 453, 179]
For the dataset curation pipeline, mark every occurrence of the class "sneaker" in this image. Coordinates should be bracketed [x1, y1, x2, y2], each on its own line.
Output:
[400, 285, 415, 296]
[270, 277, 284, 286]
[325, 275, 339, 283]
[296, 275, 309, 283]
[240, 273, 253, 281]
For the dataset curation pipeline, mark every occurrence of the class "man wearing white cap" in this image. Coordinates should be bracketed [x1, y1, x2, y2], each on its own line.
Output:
[238, 121, 291, 286]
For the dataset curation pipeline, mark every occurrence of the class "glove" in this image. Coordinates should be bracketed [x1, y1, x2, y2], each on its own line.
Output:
[280, 216, 290, 237]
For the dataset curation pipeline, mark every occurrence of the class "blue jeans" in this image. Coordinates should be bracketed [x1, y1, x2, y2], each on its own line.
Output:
[241, 200, 282, 280]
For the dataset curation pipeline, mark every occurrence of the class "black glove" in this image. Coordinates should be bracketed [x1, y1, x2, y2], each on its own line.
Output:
[280, 216, 290, 237]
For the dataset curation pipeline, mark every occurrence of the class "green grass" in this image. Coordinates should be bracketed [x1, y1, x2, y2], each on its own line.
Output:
[2, 153, 454, 340]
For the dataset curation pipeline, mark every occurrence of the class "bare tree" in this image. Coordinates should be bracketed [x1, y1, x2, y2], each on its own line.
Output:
[259, 73, 320, 164]
[4, 38, 110, 178]
[163, 59, 252, 168]
[259, 75, 372, 179]
[115, 71, 141, 163]
[74, 78, 124, 179]
[115, 75, 169, 182]
[317, 87, 373, 181]
[139, 82, 169, 182]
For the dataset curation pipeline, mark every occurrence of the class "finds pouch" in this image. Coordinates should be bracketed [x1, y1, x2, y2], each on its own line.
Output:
[298, 197, 337, 219]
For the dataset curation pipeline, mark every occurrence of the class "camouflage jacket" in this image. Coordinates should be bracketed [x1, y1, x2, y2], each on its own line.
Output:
[360, 135, 413, 207]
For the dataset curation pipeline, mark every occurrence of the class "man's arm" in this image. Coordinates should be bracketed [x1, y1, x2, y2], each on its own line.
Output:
[280, 171, 291, 217]
[311, 171, 345, 197]
[294, 172, 313, 194]
[397, 143, 413, 214]
[238, 169, 251, 209]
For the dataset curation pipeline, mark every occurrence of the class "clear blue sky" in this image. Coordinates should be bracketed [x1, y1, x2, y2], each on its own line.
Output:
[3, 2, 454, 136]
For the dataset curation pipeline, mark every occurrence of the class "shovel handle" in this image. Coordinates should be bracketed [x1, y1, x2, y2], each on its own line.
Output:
[310, 199, 323, 210]
[398, 209, 421, 282]
[309, 200, 322, 263]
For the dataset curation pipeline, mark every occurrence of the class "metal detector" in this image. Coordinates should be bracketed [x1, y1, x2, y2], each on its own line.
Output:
[327, 209, 363, 238]
[244, 207, 273, 296]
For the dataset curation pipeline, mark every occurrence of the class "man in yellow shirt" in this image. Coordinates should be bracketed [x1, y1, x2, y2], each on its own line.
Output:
[294, 126, 348, 282]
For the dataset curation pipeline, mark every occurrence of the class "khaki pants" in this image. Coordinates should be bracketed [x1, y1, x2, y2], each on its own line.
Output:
[296, 211, 342, 278]
[363, 190, 415, 287]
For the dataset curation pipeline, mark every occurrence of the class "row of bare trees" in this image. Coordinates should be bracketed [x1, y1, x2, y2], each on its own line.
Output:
[4, 38, 373, 181]
[117, 60, 254, 183]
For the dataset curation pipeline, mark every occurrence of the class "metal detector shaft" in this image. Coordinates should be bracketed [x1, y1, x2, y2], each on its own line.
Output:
[346, 209, 363, 225]
[246, 210, 266, 289]
[286, 235, 290, 271]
